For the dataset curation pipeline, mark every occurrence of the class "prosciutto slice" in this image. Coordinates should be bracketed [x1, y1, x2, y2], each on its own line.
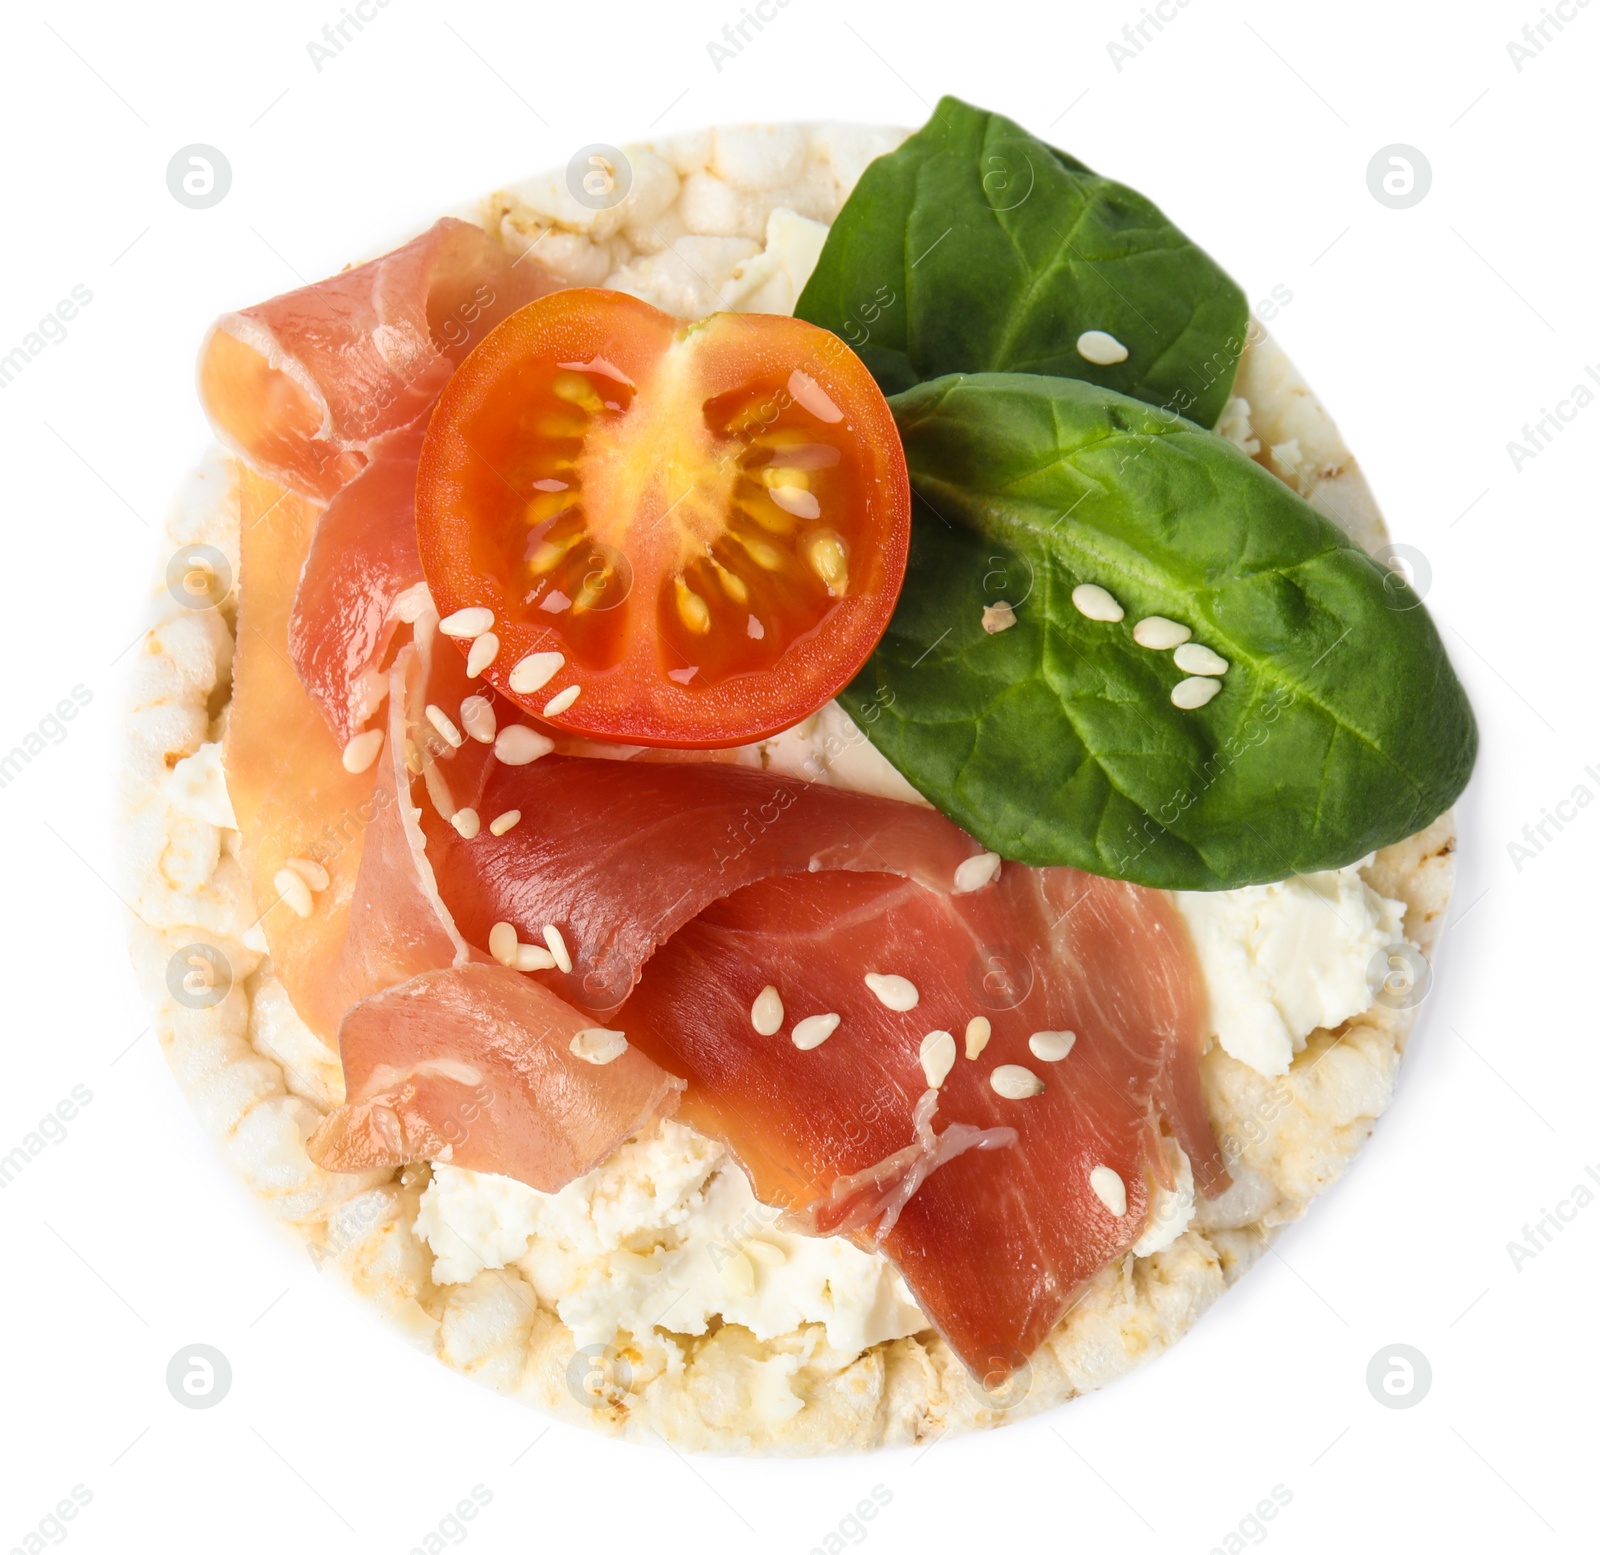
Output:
[413, 729, 1223, 1372]
[308, 963, 683, 1190]
[286, 417, 429, 746]
[226, 466, 461, 1035]
[326, 636, 470, 1003]
[226, 464, 381, 1038]
[226, 475, 683, 1182]
[423, 751, 999, 1016]
[205, 219, 557, 742]
[306, 626, 683, 1181]
[199, 218, 557, 499]
[616, 865, 1223, 1376]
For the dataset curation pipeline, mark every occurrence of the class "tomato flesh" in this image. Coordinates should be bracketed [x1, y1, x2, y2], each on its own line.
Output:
[415, 289, 910, 746]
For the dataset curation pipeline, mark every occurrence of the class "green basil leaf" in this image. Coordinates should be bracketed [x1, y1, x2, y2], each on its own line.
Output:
[839, 374, 1477, 890]
[796, 95, 1249, 428]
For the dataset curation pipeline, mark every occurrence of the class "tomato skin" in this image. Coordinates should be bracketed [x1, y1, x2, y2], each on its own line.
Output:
[415, 288, 910, 748]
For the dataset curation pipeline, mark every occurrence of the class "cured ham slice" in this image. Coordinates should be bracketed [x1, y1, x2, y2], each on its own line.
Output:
[617, 866, 1223, 1377]
[226, 464, 381, 1038]
[422, 750, 999, 1015]
[227, 557, 497, 1043]
[287, 417, 429, 745]
[307, 963, 683, 1189]
[415, 728, 1222, 1371]
[303, 626, 684, 1179]
[226, 468, 466, 1035]
[199, 218, 558, 500]
[207, 221, 555, 738]
[228, 528, 685, 1187]
[325, 637, 470, 1004]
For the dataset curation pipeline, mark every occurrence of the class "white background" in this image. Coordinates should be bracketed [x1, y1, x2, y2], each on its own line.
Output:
[0, 0, 1593, 1550]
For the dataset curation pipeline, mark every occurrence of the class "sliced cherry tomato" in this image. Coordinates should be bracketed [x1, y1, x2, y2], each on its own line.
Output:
[415, 288, 910, 747]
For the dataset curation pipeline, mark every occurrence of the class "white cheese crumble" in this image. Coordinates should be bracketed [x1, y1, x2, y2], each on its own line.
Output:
[741, 700, 927, 805]
[1270, 437, 1306, 485]
[167, 739, 235, 829]
[416, 1121, 928, 1356]
[722, 206, 831, 314]
[1217, 394, 1261, 456]
[1131, 1141, 1195, 1256]
[1176, 861, 1407, 1076]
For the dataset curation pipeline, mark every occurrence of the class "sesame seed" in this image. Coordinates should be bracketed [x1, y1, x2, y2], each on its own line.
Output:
[1071, 583, 1124, 622]
[494, 725, 555, 766]
[488, 809, 522, 837]
[920, 1030, 957, 1088]
[273, 867, 314, 918]
[341, 729, 384, 773]
[515, 943, 557, 972]
[543, 923, 573, 973]
[459, 695, 496, 744]
[543, 684, 581, 718]
[425, 704, 464, 749]
[1076, 329, 1129, 366]
[1089, 1164, 1128, 1216]
[751, 984, 784, 1036]
[488, 921, 518, 967]
[964, 1016, 992, 1061]
[791, 1012, 840, 1050]
[953, 851, 1001, 894]
[721, 1249, 757, 1296]
[787, 369, 844, 423]
[440, 607, 494, 638]
[509, 651, 564, 694]
[990, 1064, 1045, 1100]
[465, 632, 500, 678]
[284, 856, 329, 892]
[864, 972, 919, 1011]
[981, 600, 1017, 634]
[1171, 676, 1222, 710]
[450, 807, 480, 840]
[770, 484, 821, 519]
[570, 1027, 627, 1065]
[1028, 1029, 1077, 1062]
[745, 1239, 786, 1267]
[1133, 616, 1191, 650]
[1174, 642, 1229, 676]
